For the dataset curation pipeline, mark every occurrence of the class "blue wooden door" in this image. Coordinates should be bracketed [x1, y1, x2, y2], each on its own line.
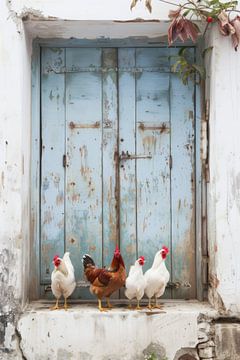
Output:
[40, 47, 196, 299]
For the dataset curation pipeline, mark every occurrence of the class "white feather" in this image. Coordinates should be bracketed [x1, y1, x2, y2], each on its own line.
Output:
[125, 260, 146, 301]
[51, 252, 76, 300]
[144, 249, 170, 300]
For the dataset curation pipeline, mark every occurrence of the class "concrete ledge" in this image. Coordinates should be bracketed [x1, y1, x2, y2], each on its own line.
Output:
[18, 301, 217, 360]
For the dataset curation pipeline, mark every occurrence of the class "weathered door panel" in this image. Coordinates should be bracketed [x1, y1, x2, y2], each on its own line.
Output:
[40, 48, 65, 283]
[102, 49, 119, 268]
[170, 48, 196, 299]
[40, 46, 197, 299]
[119, 48, 138, 270]
[135, 48, 171, 279]
[65, 48, 103, 298]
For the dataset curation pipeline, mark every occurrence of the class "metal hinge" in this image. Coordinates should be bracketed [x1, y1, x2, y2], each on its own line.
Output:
[169, 155, 173, 169]
[63, 154, 67, 168]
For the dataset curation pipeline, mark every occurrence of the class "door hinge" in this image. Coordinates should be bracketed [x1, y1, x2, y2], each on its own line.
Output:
[169, 155, 172, 169]
[63, 154, 67, 168]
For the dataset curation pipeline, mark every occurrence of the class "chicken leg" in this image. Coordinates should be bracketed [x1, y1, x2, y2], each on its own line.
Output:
[128, 299, 133, 310]
[50, 299, 60, 310]
[152, 296, 162, 309]
[64, 297, 69, 311]
[147, 298, 152, 310]
[135, 299, 142, 310]
[98, 299, 108, 312]
[106, 298, 113, 309]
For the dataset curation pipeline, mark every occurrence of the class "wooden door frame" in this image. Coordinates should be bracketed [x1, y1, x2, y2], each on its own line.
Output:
[30, 38, 205, 301]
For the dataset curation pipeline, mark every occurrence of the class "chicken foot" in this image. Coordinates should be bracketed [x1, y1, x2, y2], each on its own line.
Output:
[147, 298, 152, 310]
[152, 297, 163, 309]
[50, 299, 60, 310]
[128, 300, 133, 310]
[106, 298, 113, 309]
[135, 299, 142, 310]
[98, 299, 108, 312]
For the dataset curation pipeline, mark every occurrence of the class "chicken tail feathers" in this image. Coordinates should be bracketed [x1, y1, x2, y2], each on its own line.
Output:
[82, 254, 95, 269]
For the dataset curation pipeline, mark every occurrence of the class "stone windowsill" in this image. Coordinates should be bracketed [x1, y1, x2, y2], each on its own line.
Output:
[18, 300, 218, 360]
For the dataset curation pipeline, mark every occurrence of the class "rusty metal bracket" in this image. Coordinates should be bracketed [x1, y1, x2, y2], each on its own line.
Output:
[167, 281, 191, 289]
[119, 150, 152, 161]
[44, 280, 90, 292]
[138, 122, 170, 133]
[69, 121, 100, 129]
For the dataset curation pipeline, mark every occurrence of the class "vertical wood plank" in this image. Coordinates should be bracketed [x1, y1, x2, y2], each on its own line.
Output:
[65, 48, 102, 299]
[40, 48, 65, 283]
[170, 48, 196, 299]
[30, 42, 41, 299]
[135, 48, 171, 297]
[118, 48, 137, 274]
[102, 48, 119, 269]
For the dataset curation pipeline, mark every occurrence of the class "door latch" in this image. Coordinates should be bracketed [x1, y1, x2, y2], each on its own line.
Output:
[119, 151, 152, 161]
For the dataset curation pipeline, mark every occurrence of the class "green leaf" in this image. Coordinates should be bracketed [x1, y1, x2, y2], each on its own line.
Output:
[178, 47, 188, 57]
[202, 46, 213, 58]
[209, 0, 219, 5]
[183, 9, 191, 17]
[192, 64, 206, 79]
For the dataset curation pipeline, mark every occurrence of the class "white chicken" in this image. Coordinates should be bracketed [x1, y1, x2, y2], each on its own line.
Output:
[51, 252, 76, 310]
[144, 246, 170, 310]
[125, 256, 146, 309]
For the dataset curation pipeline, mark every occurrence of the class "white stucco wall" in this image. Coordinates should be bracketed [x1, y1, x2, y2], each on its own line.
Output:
[206, 26, 240, 314]
[1, 0, 240, 358]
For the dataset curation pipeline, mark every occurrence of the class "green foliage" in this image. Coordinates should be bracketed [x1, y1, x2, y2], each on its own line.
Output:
[144, 353, 168, 360]
[171, 48, 203, 85]
[171, 46, 213, 85]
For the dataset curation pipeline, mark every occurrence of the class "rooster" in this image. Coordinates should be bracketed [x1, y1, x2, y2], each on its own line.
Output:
[51, 252, 76, 310]
[144, 246, 170, 310]
[82, 246, 126, 311]
[125, 256, 146, 310]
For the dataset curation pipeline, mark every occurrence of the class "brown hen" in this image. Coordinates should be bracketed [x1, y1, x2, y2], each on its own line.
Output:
[82, 246, 126, 311]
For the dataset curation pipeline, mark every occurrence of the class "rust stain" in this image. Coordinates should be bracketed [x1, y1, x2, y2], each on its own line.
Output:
[89, 245, 96, 252]
[53, 175, 60, 188]
[72, 193, 80, 202]
[1, 171, 4, 189]
[209, 273, 220, 289]
[126, 244, 135, 254]
[139, 122, 170, 133]
[57, 219, 64, 229]
[43, 210, 53, 225]
[56, 194, 64, 206]
[142, 136, 157, 153]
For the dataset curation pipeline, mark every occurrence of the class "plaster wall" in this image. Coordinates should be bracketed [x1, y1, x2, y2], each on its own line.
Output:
[1, 0, 240, 358]
[205, 26, 240, 314]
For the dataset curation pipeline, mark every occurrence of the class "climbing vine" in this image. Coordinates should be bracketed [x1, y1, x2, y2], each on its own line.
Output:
[131, 0, 240, 83]
[131, 0, 240, 50]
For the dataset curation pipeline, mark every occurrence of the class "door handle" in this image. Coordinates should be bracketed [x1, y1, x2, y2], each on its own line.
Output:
[119, 151, 152, 161]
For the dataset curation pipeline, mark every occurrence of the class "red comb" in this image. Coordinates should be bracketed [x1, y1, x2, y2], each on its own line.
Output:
[162, 246, 169, 254]
[139, 256, 145, 261]
[53, 255, 59, 261]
